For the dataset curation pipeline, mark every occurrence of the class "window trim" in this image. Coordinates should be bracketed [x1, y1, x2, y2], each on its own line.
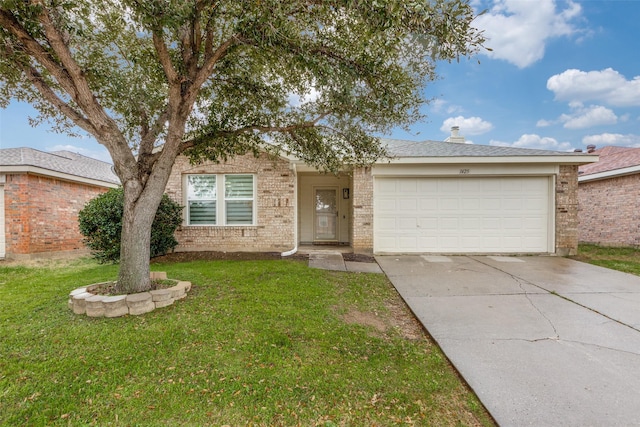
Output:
[185, 173, 256, 226]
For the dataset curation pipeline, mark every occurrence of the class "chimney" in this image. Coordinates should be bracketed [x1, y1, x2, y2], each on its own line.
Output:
[445, 126, 465, 144]
[586, 144, 596, 153]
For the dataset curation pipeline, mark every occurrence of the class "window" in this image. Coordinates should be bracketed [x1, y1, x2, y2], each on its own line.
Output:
[187, 175, 217, 225]
[186, 174, 255, 225]
[225, 175, 254, 224]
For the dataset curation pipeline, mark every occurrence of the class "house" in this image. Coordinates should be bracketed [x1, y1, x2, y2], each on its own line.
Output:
[0, 147, 119, 260]
[578, 145, 640, 247]
[165, 135, 596, 256]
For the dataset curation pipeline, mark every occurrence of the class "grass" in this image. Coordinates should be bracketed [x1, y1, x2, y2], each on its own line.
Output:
[0, 257, 493, 426]
[572, 243, 640, 276]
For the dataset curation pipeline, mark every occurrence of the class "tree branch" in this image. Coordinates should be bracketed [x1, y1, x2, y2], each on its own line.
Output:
[0, 8, 77, 96]
[179, 112, 330, 151]
[20, 61, 98, 135]
[152, 30, 179, 84]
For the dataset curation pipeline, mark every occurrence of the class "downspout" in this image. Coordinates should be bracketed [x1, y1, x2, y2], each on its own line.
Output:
[281, 162, 298, 256]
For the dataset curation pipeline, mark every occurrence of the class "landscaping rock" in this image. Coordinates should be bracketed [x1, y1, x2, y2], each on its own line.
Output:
[150, 271, 167, 280]
[180, 281, 192, 292]
[85, 295, 106, 317]
[103, 295, 128, 317]
[150, 289, 174, 308]
[71, 291, 94, 315]
[169, 282, 187, 299]
[126, 292, 154, 315]
[70, 274, 190, 318]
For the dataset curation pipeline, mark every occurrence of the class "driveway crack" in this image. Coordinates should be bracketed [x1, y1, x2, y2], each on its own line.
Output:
[469, 257, 560, 339]
[468, 257, 640, 335]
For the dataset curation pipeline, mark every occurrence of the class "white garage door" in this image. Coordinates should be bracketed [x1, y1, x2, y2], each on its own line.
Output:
[374, 176, 551, 254]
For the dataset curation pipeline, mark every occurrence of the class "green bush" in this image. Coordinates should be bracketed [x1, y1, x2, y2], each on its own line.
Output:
[78, 188, 183, 263]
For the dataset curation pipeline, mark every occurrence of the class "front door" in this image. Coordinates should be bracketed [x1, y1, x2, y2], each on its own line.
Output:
[314, 188, 338, 241]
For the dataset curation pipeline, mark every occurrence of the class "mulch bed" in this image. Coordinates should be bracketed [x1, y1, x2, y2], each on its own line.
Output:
[152, 251, 377, 264]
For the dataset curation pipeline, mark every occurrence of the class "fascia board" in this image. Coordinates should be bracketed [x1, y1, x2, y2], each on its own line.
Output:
[578, 165, 640, 182]
[0, 165, 120, 188]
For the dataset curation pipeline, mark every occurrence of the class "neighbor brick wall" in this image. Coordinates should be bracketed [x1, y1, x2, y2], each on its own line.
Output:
[555, 165, 580, 255]
[351, 166, 373, 253]
[165, 153, 296, 252]
[578, 173, 640, 247]
[3, 173, 109, 258]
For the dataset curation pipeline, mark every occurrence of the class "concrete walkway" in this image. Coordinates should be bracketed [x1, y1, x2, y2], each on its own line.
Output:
[307, 250, 383, 274]
[376, 255, 640, 427]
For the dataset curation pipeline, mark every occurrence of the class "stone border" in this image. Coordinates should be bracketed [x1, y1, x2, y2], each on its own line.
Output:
[68, 272, 191, 318]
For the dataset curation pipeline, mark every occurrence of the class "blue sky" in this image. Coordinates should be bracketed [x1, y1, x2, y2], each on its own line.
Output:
[1, 0, 639, 163]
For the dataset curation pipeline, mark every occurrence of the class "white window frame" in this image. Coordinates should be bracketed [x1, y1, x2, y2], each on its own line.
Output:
[185, 174, 256, 226]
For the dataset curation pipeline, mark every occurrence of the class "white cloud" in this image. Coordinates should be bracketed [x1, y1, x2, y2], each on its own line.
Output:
[582, 133, 640, 148]
[49, 144, 113, 163]
[431, 99, 464, 115]
[547, 68, 640, 107]
[560, 104, 617, 129]
[474, 0, 582, 68]
[537, 103, 618, 130]
[288, 87, 321, 107]
[489, 134, 574, 151]
[440, 116, 493, 135]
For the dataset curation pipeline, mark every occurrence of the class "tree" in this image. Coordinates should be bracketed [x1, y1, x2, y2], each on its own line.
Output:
[0, 0, 484, 293]
[79, 188, 183, 263]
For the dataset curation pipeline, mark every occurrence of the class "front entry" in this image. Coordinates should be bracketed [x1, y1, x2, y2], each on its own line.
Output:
[314, 188, 338, 241]
[298, 173, 351, 246]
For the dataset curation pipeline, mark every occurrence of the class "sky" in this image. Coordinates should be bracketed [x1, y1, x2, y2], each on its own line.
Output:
[1, 0, 639, 163]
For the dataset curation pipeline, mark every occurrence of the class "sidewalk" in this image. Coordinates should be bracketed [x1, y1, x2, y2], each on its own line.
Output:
[307, 250, 383, 274]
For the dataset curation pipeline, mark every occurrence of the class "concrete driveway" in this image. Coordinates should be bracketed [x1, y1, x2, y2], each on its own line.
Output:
[376, 255, 640, 426]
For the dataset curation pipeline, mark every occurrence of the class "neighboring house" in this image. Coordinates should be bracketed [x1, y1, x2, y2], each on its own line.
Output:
[578, 145, 640, 247]
[0, 148, 119, 260]
[165, 135, 596, 256]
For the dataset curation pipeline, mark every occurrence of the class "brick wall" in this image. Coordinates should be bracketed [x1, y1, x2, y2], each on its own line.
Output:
[555, 165, 579, 255]
[3, 173, 109, 258]
[578, 173, 640, 247]
[351, 167, 373, 253]
[166, 153, 296, 252]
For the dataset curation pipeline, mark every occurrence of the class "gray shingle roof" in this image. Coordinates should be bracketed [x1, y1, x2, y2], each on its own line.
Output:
[0, 147, 120, 185]
[382, 138, 591, 158]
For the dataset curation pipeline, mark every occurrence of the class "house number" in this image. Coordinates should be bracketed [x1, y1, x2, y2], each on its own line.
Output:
[459, 169, 470, 174]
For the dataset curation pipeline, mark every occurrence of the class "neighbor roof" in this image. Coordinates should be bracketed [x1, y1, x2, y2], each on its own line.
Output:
[0, 147, 119, 185]
[579, 146, 640, 177]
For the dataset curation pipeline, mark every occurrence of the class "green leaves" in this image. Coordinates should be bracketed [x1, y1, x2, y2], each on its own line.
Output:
[78, 188, 183, 263]
[1, 0, 484, 167]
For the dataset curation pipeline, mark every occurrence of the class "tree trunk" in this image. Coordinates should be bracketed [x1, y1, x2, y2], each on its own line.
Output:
[116, 178, 167, 294]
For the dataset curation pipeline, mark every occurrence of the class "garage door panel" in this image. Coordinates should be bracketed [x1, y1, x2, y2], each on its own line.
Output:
[377, 198, 398, 212]
[398, 217, 417, 229]
[374, 176, 551, 253]
[418, 217, 438, 229]
[399, 180, 418, 192]
[438, 198, 459, 210]
[377, 217, 397, 231]
[398, 199, 418, 211]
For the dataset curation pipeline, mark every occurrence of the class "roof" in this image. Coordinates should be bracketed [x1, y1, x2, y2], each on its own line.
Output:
[579, 146, 640, 177]
[0, 147, 120, 185]
[382, 138, 594, 158]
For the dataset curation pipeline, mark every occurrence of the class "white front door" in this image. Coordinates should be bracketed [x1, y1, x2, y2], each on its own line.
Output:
[314, 188, 338, 241]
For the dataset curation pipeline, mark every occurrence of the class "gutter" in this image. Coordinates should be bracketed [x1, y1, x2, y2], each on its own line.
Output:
[578, 164, 640, 182]
[281, 162, 298, 257]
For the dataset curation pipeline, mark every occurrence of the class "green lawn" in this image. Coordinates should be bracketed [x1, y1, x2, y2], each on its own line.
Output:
[0, 257, 493, 426]
[572, 244, 640, 276]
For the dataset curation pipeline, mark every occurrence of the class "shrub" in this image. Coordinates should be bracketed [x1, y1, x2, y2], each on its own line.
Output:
[78, 188, 183, 263]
